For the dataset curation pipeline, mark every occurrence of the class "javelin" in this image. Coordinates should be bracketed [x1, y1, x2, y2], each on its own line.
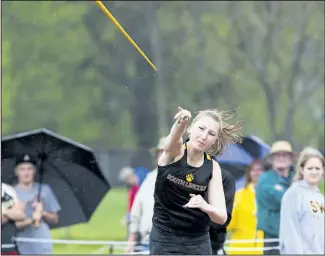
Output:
[95, 1, 158, 71]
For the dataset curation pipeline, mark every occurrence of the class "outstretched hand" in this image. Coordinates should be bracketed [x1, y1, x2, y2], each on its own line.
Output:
[174, 107, 192, 124]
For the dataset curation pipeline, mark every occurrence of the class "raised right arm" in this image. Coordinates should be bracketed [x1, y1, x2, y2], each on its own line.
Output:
[158, 107, 191, 166]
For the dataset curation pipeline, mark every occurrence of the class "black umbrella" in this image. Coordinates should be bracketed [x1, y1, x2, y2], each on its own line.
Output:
[1, 128, 111, 229]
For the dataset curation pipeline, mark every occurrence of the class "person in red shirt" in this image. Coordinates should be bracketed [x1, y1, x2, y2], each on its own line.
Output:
[128, 183, 139, 212]
[119, 166, 140, 235]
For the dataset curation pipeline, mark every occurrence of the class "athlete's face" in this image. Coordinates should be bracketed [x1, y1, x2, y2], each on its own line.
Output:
[189, 115, 220, 152]
[301, 157, 324, 186]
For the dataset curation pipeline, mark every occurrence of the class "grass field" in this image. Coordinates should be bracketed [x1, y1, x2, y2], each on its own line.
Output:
[51, 181, 325, 254]
[51, 188, 127, 254]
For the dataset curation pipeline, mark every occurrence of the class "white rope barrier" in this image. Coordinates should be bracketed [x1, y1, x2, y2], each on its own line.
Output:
[122, 246, 281, 255]
[121, 247, 280, 254]
[224, 238, 279, 244]
[13, 237, 129, 245]
[92, 246, 111, 254]
[1, 244, 16, 249]
[124, 251, 150, 255]
[11, 237, 279, 245]
[224, 246, 279, 252]
[1, 237, 279, 254]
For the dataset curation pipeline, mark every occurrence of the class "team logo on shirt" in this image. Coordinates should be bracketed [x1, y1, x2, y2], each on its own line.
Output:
[310, 200, 324, 214]
[186, 173, 194, 182]
[166, 174, 207, 191]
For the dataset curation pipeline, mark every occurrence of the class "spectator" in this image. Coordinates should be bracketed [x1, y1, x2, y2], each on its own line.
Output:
[1, 183, 25, 255]
[227, 160, 265, 254]
[149, 107, 240, 255]
[119, 166, 140, 235]
[133, 167, 149, 187]
[256, 141, 295, 255]
[13, 154, 61, 255]
[209, 167, 236, 255]
[279, 147, 324, 254]
[126, 136, 167, 253]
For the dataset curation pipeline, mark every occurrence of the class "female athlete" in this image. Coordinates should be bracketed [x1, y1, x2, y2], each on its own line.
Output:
[150, 107, 243, 255]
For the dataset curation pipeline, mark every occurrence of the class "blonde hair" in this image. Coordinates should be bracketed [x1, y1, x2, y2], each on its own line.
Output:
[294, 147, 325, 181]
[188, 109, 243, 156]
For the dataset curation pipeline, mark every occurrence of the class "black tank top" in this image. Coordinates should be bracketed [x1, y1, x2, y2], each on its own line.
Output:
[1, 188, 18, 253]
[152, 143, 213, 235]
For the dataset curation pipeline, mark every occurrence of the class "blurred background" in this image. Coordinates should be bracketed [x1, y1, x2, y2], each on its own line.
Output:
[2, 0, 324, 254]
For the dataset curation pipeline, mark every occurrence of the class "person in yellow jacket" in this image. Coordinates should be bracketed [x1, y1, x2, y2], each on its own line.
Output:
[226, 160, 265, 254]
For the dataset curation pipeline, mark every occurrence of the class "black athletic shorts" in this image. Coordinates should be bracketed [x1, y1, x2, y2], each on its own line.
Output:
[149, 223, 212, 255]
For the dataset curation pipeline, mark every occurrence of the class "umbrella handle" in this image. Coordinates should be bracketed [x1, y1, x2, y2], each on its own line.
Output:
[33, 219, 40, 228]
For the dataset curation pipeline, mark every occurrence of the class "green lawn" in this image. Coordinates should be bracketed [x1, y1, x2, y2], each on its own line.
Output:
[50, 181, 324, 254]
[51, 188, 127, 254]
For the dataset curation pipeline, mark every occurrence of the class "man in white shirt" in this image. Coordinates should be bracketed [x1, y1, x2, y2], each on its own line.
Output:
[126, 137, 167, 253]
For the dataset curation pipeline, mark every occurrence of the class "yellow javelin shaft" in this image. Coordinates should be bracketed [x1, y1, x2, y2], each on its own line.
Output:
[95, 1, 158, 71]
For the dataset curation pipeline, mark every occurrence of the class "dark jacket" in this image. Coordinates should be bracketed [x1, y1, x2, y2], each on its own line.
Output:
[209, 168, 236, 250]
[256, 168, 295, 237]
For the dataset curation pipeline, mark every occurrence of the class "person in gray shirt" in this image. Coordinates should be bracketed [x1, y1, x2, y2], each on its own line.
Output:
[13, 154, 61, 254]
[280, 147, 324, 254]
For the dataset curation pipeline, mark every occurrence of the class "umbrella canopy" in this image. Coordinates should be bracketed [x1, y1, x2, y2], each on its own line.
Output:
[1, 128, 111, 229]
[215, 135, 270, 181]
[240, 135, 271, 159]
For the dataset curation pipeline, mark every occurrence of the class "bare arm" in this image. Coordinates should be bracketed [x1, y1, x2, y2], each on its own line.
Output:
[2, 215, 9, 224]
[42, 211, 59, 224]
[2, 186, 25, 222]
[158, 107, 191, 165]
[184, 161, 227, 225]
[206, 161, 227, 225]
[35, 185, 61, 225]
[15, 218, 34, 230]
[126, 181, 145, 252]
[16, 210, 58, 229]
[2, 204, 25, 222]
[126, 233, 137, 253]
